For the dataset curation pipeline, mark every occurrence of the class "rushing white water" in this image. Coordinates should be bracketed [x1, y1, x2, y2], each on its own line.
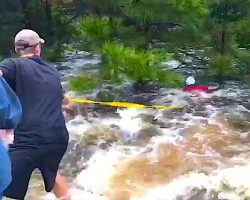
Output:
[34, 52, 248, 200]
[42, 89, 250, 200]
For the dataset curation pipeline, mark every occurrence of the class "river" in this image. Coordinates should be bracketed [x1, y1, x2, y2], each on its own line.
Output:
[4, 51, 250, 200]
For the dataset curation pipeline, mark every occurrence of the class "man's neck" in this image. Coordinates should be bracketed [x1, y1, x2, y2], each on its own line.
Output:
[20, 54, 38, 58]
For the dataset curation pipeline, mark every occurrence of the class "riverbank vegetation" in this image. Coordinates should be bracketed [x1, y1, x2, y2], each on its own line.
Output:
[0, 0, 249, 91]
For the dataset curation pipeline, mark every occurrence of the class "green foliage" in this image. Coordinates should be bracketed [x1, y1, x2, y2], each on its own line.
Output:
[209, 0, 249, 23]
[235, 21, 250, 49]
[102, 42, 183, 87]
[42, 45, 64, 62]
[0, 0, 249, 89]
[199, 0, 250, 84]
[235, 48, 250, 75]
[69, 73, 100, 92]
[101, 42, 129, 83]
[206, 54, 238, 76]
[0, 1, 23, 56]
[120, 0, 208, 48]
[0, 0, 75, 56]
[75, 16, 123, 51]
[51, 2, 75, 41]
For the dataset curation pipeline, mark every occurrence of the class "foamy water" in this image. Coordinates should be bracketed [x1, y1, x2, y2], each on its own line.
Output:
[41, 84, 250, 200]
[6, 52, 242, 200]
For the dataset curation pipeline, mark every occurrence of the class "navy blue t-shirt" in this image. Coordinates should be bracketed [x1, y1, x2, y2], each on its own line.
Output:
[0, 56, 68, 144]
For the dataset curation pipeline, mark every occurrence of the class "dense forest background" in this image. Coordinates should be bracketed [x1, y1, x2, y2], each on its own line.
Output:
[0, 0, 249, 91]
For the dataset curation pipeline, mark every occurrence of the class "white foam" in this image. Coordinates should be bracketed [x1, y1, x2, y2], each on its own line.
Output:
[131, 165, 250, 200]
[45, 79, 250, 200]
[117, 109, 145, 139]
[134, 173, 209, 200]
[44, 188, 108, 200]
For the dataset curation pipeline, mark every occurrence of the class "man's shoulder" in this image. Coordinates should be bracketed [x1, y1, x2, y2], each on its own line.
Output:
[0, 58, 19, 72]
[0, 57, 17, 66]
[29, 57, 58, 70]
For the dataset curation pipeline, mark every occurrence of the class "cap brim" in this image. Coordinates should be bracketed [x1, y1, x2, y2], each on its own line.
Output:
[39, 38, 45, 44]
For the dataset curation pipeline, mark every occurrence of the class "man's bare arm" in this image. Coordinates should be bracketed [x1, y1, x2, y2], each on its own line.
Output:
[0, 69, 3, 76]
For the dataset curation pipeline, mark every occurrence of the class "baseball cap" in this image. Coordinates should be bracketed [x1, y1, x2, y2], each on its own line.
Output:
[14, 29, 45, 46]
[185, 76, 195, 85]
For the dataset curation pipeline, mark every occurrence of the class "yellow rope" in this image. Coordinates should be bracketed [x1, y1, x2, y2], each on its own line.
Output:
[69, 98, 184, 110]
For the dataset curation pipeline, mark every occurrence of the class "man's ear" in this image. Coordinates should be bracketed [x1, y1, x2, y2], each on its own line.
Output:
[34, 44, 41, 56]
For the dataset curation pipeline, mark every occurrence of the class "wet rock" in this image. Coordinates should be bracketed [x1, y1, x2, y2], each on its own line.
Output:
[134, 126, 161, 146]
[200, 119, 209, 125]
[60, 141, 85, 172]
[79, 104, 89, 117]
[68, 115, 86, 125]
[140, 146, 154, 154]
[226, 117, 250, 132]
[131, 93, 159, 104]
[96, 89, 116, 101]
[78, 126, 122, 146]
[60, 126, 122, 173]
[193, 111, 209, 118]
[194, 105, 207, 112]
[183, 106, 193, 114]
[138, 113, 155, 123]
[162, 60, 181, 69]
[187, 188, 207, 200]
[56, 63, 72, 71]
[172, 123, 186, 129]
[154, 118, 172, 128]
[98, 141, 112, 150]
[161, 110, 175, 119]
[63, 104, 78, 118]
[138, 126, 160, 137]
[132, 82, 161, 93]
[239, 103, 250, 111]
[76, 146, 94, 162]
[240, 132, 250, 142]
[109, 124, 120, 129]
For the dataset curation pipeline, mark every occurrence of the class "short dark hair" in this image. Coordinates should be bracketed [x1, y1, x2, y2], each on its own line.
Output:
[15, 41, 36, 55]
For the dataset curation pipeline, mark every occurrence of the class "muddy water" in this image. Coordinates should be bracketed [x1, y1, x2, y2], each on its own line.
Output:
[5, 92, 248, 200]
[42, 85, 249, 200]
[4, 52, 250, 200]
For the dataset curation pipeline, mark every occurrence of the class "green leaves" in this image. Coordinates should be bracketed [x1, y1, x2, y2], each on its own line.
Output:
[209, 0, 250, 23]
[206, 54, 238, 76]
[69, 73, 100, 92]
[68, 42, 182, 93]
[0, 0, 248, 87]
[102, 42, 183, 87]
[75, 16, 123, 50]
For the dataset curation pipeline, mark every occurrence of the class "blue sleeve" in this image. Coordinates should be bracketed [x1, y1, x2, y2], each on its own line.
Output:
[0, 77, 22, 129]
[0, 141, 11, 194]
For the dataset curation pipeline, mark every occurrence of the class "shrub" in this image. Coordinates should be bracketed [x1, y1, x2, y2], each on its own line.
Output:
[69, 73, 100, 92]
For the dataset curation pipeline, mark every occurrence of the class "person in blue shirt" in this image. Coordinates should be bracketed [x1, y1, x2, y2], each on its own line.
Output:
[0, 137, 12, 200]
[0, 76, 22, 200]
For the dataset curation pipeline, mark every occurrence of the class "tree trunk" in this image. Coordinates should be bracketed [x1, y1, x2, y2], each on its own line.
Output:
[219, 0, 228, 88]
[20, 0, 31, 28]
[43, 0, 54, 35]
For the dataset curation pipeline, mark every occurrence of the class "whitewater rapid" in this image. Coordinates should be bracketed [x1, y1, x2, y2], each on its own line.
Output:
[42, 84, 250, 200]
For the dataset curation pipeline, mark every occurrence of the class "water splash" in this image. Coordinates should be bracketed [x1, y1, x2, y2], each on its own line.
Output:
[41, 52, 250, 200]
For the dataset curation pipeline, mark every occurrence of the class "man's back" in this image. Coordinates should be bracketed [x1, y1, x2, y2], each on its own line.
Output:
[0, 56, 67, 144]
[1, 29, 69, 200]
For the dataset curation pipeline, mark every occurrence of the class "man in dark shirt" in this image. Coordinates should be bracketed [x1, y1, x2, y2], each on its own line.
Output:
[0, 29, 70, 200]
